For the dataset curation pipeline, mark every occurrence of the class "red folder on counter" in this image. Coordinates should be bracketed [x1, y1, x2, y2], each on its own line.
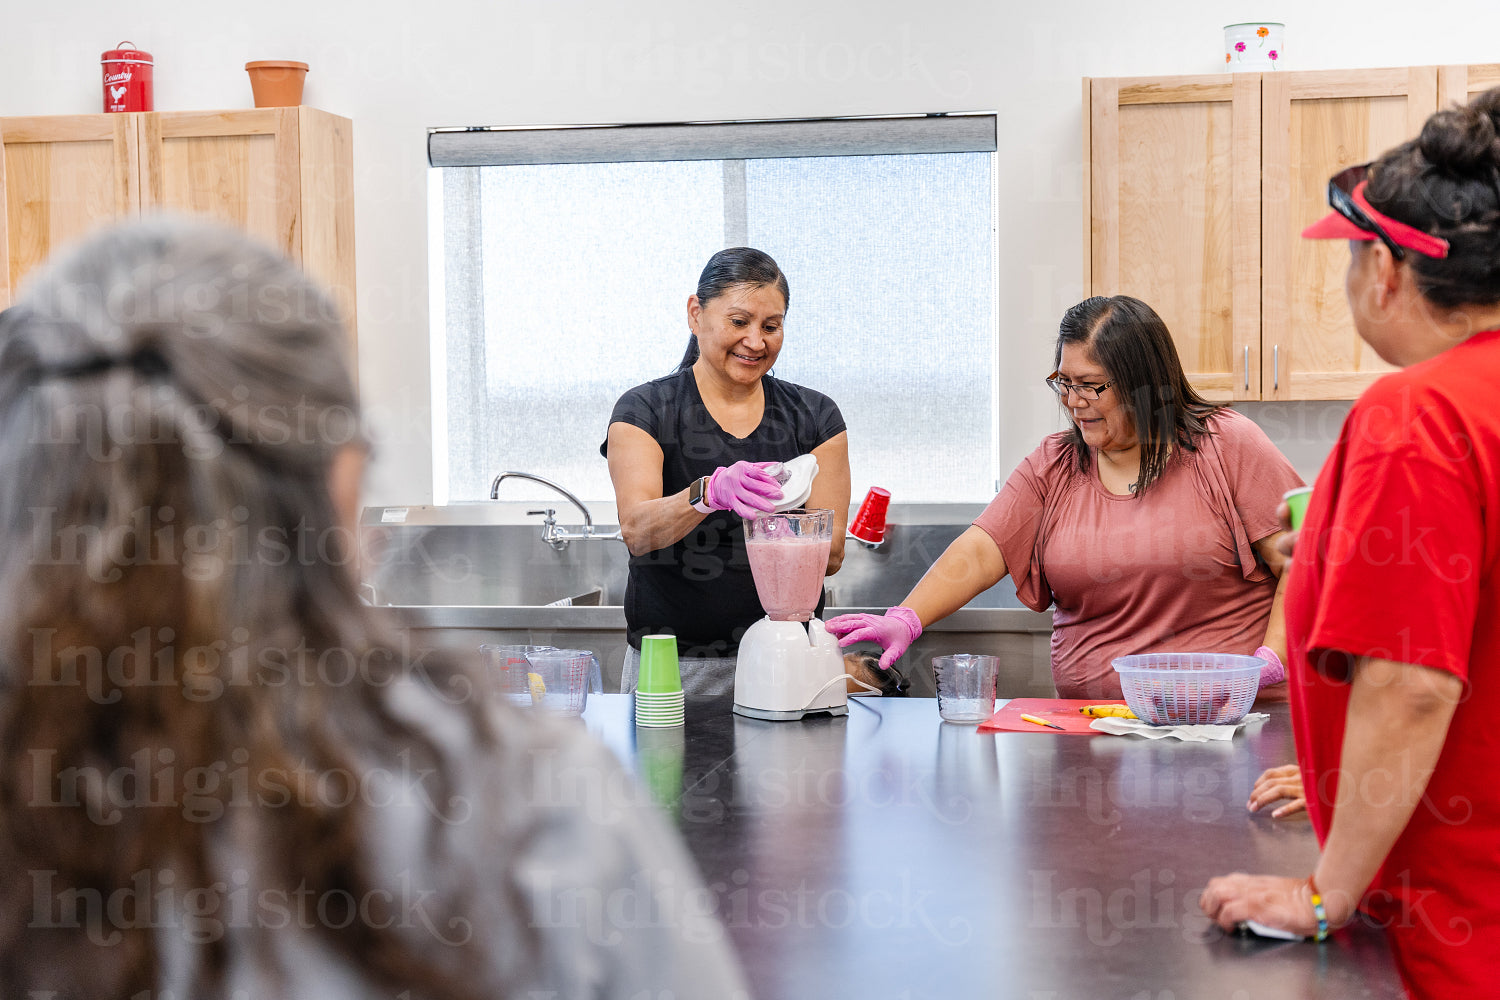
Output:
[979, 698, 1129, 735]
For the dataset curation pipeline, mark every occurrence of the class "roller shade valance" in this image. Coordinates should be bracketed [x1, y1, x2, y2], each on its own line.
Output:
[428, 114, 997, 167]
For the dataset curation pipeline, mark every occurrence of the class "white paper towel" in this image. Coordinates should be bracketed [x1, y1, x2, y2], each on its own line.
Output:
[1089, 713, 1270, 742]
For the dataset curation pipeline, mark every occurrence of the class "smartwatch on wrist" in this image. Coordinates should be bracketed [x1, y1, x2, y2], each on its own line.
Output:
[688, 475, 714, 514]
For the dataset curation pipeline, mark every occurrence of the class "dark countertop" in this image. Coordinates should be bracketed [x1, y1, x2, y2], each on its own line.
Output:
[581, 694, 1402, 1000]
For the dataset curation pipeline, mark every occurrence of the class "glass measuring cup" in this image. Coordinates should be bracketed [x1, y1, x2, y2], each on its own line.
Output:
[522, 648, 605, 716]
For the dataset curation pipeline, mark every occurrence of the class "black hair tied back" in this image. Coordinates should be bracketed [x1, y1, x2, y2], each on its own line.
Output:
[1367, 85, 1500, 309]
[1420, 88, 1500, 177]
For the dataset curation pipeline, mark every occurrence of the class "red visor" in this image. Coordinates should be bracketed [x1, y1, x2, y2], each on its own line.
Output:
[1301, 180, 1450, 258]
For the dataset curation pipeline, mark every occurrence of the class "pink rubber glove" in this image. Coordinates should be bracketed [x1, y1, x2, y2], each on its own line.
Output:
[1254, 645, 1286, 687]
[705, 461, 783, 518]
[824, 606, 923, 670]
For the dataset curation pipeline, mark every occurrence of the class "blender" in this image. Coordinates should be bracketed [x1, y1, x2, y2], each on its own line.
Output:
[733, 508, 849, 721]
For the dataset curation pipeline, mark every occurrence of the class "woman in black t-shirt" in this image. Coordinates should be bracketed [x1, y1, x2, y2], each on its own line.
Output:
[601, 248, 850, 695]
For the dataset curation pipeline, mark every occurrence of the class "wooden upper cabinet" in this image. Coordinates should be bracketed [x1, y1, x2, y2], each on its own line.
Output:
[140, 108, 301, 258]
[1085, 63, 1500, 401]
[138, 107, 356, 338]
[0, 107, 354, 340]
[0, 114, 140, 308]
[292, 109, 356, 339]
[1439, 62, 1500, 109]
[1262, 67, 1435, 400]
[1085, 75, 1261, 400]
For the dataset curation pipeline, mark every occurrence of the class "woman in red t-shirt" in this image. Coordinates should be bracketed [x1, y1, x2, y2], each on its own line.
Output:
[828, 295, 1303, 699]
[1201, 88, 1500, 999]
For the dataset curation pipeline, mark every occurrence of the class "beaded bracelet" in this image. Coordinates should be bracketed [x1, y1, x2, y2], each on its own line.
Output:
[1307, 875, 1330, 942]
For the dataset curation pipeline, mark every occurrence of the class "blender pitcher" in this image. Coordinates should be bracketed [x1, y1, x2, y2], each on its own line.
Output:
[734, 508, 846, 721]
[743, 508, 832, 621]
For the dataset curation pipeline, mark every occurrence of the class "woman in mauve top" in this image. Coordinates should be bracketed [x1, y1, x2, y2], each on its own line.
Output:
[828, 295, 1302, 699]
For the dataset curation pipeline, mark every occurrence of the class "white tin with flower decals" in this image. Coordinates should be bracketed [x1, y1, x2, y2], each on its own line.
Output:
[1224, 22, 1284, 71]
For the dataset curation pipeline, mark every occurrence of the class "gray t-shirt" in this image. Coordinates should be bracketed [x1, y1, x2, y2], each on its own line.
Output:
[152, 679, 750, 999]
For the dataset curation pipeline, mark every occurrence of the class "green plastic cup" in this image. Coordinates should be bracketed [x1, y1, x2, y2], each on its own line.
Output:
[637, 634, 683, 694]
[1283, 487, 1313, 530]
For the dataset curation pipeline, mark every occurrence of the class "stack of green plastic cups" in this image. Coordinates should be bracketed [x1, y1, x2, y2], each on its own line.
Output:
[634, 634, 685, 727]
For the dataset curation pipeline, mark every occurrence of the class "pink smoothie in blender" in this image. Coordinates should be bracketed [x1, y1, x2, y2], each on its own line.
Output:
[745, 509, 832, 621]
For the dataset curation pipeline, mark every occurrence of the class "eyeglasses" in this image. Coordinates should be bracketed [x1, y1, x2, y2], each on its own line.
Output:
[1328, 163, 1406, 261]
[1045, 371, 1115, 400]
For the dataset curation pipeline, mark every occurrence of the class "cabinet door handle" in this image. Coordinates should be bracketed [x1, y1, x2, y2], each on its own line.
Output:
[1273, 345, 1279, 392]
[1243, 346, 1250, 391]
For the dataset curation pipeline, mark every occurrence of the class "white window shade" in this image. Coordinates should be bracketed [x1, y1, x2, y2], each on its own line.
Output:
[429, 114, 996, 166]
[430, 115, 997, 507]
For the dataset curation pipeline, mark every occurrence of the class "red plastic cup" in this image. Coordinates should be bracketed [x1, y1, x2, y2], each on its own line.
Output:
[849, 487, 891, 544]
[102, 42, 153, 113]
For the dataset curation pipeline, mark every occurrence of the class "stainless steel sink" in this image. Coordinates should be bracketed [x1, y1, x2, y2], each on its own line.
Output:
[359, 503, 1055, 697]
[360, 508, 628, 608]
[360, 503, 1034, 611]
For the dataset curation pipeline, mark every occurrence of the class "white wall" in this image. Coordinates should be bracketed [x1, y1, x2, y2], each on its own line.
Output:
[5, 0, 1498, 501]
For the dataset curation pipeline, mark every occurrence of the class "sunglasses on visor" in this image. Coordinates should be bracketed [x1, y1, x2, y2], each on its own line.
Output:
[1324, 164, 1451, 260]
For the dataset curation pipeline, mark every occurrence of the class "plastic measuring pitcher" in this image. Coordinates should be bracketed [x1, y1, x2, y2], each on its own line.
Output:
[480, 644, 557, 706]
[523, 648, 605, 716]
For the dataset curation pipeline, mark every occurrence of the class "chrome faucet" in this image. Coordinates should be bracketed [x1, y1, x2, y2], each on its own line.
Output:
[488, 471, 622, 550]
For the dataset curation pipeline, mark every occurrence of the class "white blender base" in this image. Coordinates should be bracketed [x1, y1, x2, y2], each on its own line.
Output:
[733, 616, 849, 721]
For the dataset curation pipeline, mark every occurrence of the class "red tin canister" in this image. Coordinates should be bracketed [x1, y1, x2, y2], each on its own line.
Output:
[101, 42, 153, 113]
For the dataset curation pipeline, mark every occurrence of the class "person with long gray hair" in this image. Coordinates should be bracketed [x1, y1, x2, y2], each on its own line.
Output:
[0, 218, 747, 999]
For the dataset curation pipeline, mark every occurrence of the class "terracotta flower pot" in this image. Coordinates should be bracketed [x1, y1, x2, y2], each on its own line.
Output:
[245, 60, 308, 107]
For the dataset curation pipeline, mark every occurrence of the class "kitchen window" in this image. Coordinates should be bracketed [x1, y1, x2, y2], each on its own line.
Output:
[428, 114, 997, 506]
